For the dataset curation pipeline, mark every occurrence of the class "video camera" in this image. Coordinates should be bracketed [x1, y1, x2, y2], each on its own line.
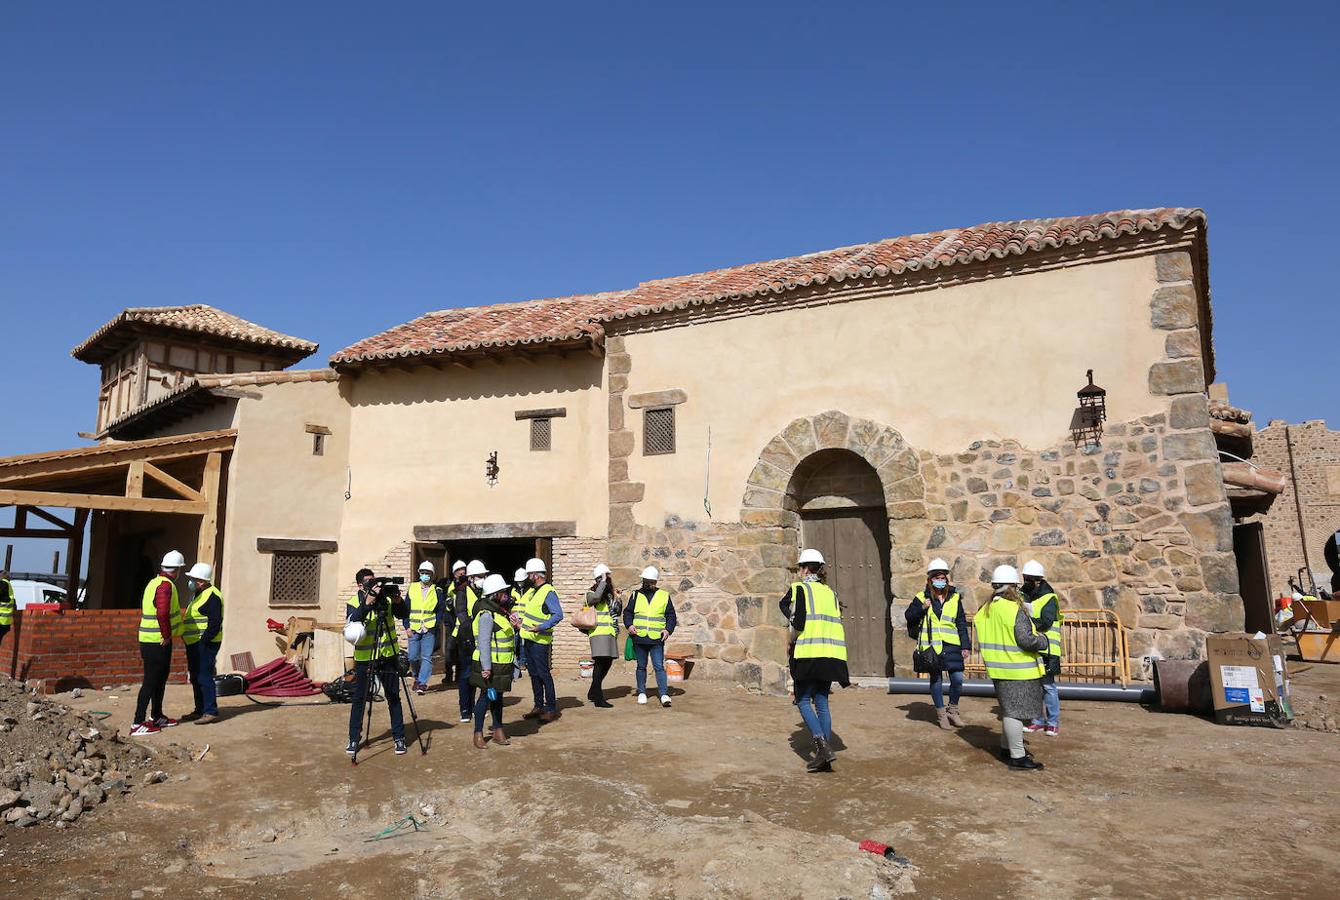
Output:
[365, 575, 404, 608]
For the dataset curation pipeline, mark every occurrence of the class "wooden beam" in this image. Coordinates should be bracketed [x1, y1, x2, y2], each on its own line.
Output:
[126, 460, 144, 497]
[0, 528, 73, 539]
[0, 432, 236, 485]
[413, 520, 577, 541]
[0, 489, 206, 516]
[142, 462, 204, 502]
[65, 508, 88, 610]
[14, 508, 26, 530]
[195, 451, 222, 571]
[256, 537, 338, 553]
[514, 407, 568, 420]
[25, 506, 75, 530]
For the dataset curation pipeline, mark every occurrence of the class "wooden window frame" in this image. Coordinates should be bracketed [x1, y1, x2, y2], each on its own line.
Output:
[643, 406, 676, 456]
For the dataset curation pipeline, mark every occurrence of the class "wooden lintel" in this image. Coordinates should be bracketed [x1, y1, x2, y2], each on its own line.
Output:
[514, 407, 568, 420]
[0, 489, 206, 516]
[256, 537, 339, 554]
[413, 520, 577, 542]
[126, 460, 145, 498]
[142, 462, 205, 502]
[0, 433, 235, 485]
[304, 424, 332, 436]
[25, 506, 76, 530]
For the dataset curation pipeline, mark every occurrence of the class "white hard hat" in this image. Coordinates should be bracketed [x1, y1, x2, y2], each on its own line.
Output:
[161, 550, 186, 569]
[991, 564, 1021, 586]
[525, 558, 547, 574]
[418, 561, 435, 574]
[480, 573, 509, 596]
[514, 568, 528, 582]
[640, 566, 660, 581]
[452, 560, 467, 573]
[927, 558, 950, 574]
[1022, 560, 1046, 578]
[798, 548, 825, 566]
[186, 563, 213, 582]
[466, 560, 488, 577]
[593, 564, 612, 579]
[343, 621, 366, 645]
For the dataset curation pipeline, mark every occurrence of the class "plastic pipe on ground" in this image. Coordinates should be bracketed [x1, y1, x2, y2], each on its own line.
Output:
[885, 677, 1154, 704]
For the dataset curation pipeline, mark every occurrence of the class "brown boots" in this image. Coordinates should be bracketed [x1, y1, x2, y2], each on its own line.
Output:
[491, 727, 510, 746]
[472, 731, 487, 750]
[946, 705, 966, 727]
[936, 708, 953, 730]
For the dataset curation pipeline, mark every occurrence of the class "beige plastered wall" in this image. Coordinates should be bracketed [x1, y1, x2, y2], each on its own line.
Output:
[621, 255, 1171, 526]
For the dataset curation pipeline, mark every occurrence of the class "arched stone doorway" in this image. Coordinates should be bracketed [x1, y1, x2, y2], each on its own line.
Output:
[788, 449, 894, 677]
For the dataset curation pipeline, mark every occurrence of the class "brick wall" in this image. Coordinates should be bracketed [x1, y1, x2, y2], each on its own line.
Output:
[1249, 420, 1340, 594]
[1, 609, 188, 695]
[550, 536, 608, 672]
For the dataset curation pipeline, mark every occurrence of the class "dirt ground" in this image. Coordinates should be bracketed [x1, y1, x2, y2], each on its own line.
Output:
[2, 659, 1340, 899]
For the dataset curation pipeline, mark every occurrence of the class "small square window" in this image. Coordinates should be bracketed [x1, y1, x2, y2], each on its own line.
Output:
[270, 552, 322, 607]
[530, 417, 552, 451]
[644, 407, 676, 455]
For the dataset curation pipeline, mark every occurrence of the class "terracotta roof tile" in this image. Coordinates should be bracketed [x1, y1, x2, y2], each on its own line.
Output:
[73, 304, 318, 363]
[332, 208, 1205, 367]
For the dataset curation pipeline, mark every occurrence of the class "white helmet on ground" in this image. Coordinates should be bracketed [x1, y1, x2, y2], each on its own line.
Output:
[514, 568, 528, 583]
[593, 564, 612, 579]
[525, 558, 547, 574]
[343, 621, 365, 645]
[927, 558, 950, 574]
[466, 560, 488, 577]
[417, 561, 435, 575]
[798, 548, 825, 567]
[161, 550, 186, 569]
[640, 566, 660, 581]
[1022, 560, 1046, 578]
[452, 560, 467, 574]
[991, 564, 1022, 586]
[480, 573, 509, 596]
[186, 563, 213, 582]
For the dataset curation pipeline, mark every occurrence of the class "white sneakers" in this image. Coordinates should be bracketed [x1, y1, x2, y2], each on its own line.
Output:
[660, 696, 672, 708]
[637, 693, 648, 705]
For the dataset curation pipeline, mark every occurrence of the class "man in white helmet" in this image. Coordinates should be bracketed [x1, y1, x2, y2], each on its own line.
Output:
[976, 564, 1049, 771]
[453, 560, 489, 723]
[511, 567, 528, 605]
[440, 560, 469, 688]
[1021, 560, 1063, 737]
[181, 562, 224, 725]
[624, 565, 678, 708]
[519, 557, 564, 722]
[130, 550, 187, 736]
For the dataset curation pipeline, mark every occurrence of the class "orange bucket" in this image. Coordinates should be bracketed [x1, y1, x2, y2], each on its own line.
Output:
[665, 658, 685, 682]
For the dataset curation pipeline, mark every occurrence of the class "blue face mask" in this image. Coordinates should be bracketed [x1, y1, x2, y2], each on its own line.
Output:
[420, 574, 432, 584]
[931, 577, 948, 590]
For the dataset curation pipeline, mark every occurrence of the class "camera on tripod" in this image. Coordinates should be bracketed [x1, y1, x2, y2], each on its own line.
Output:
[366, 576, 404, 608]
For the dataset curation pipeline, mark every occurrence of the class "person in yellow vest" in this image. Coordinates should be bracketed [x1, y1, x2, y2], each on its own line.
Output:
[0, 570, 15, 648]
[440, 559, 468, 688]
[1021, 560, 1063, 737]
[130, 550, 186, 736]
[520, 557, 564, 722]
[345, 567, 409, 756]
[180, 562, 224, 725]
[406, 561, 443, 695]
[512, 567, 528, 605]
[469, 573, 521, 749]
[585, 563, 620, 708]
[975, 565, 1050, 771]
[904, 558, 971, 730]
[455, 560, 487, 722]
[783, 549, 850, 772]
[624, 566, 677, 708]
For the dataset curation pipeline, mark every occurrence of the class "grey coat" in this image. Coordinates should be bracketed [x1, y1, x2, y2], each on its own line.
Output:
[992, 604, 1049, 721]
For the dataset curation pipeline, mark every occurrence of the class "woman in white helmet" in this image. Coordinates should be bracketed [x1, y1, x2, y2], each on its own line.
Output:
[783, 549, 850, 772]
[469, 573, 522, 749]
[975, 564, 1050, 771]
[904, 558, 971, 730]
[584, 563, 620, 708]
[623, 565, 677, 707]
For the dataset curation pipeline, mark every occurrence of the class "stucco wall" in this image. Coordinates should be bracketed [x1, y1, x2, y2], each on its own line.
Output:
[619, 255, 1170, 528]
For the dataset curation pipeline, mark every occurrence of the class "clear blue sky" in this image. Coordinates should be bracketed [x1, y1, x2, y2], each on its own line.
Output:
[1, 3, 1337, 569]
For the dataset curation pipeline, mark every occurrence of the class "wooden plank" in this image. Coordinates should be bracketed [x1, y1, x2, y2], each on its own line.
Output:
[65, 508, 87, 610]
[0, 528, 73, 539]
[126, 460, 145, 498]
[26, 507, 75, 531]
[0, 432, 236, 484]
[514, 407, 568, 420]
[142, 462, 204, 501]
[195, 452, 222, 571]
[413, 520, 577, 541]
[256, 537, 338, 553]
[0, 488, 206, 515]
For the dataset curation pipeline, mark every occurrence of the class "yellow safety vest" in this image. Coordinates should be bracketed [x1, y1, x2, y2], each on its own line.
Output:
[0, 579, 14, 627]
[1029, 593, 1063, 657]
[631, 588, 671, 641]
[346, 595, 397, 663]
[520, 583, 558, 645]
[914, 591, 962, 653]
[181, 585, 223, 645]
[138, 575, 182, 644]
[472, 610, 517, 668]
[791, 581, 847, 661]
[511, 587, 525, 606]
[454, 584, 479, 637]
[590, 598, 616, 638]
[976, 596, 1045, 680]
[408, 582, 440, 632]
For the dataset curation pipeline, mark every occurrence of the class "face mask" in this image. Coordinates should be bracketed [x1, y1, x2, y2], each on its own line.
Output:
[931, 578, 948, 590]
[420, 574, 432, 584]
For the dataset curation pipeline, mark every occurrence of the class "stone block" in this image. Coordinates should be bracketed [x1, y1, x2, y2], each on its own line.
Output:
[740, 508, 792, 528]
[609, 459, 628, 483]
[742, 487, 783, 509]
[607, 353, 632, 375]
[1156, 251, 1193, 282]
[781, 417, 818, 459]
[893, 573, 926, 599]
[749, 625, 790, 665]
[760, 436, 799, 473]
[1199, 552, 1240, 594]
[745, 568, 789, 595]
[950, 500, 968, 521]
[720, 643, 747, 663]
[609, 481, 645, 503]
[887, 501, 927, 520]
[967, 476, 989, 494]
[609, 430, 635, 459]
[1149, 359, 1206, 395]
[813, 410, 851, 449]
[1165, 330, 1201, 359]
[609, 505, 636, 537]
[627, 388, 687, 409]
[1157, 628, 1208, 661]
[1162, 430, 1216, 461]
[1102, 534, 1135, 555]
[989, 526, 1030, 552]
[926, 525, 947, 550]
[1056, 479, 1075, 496]
[609, 374, 628, 392]
[1049, 552, 1083, 583]
[1183, 461, 1224, 507]
[1031, 528, 1065, 546]
[1178, 505, 1233, 551]
[878, 450, 920, 483]
[608, 395, 625, 431]
[1150, 284, 1198, 329]
[1185, 591, 1243, 633]
[747, 460, 790, 492]
[847, 417, 884, 458]
[735, 662, 763, 689]
[735, 595, 765, 628]
[1169, 395, 1210, 430]
[758, 543, 795, 569]
[1139, 613, 1183, 630]
[884, 476, 925, 503]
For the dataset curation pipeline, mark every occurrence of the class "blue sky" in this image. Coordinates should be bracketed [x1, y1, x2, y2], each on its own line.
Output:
[1, 3, 1337, 569]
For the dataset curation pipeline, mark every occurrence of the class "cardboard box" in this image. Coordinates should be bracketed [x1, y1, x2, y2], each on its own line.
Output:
[1205, 633, 1293, 727]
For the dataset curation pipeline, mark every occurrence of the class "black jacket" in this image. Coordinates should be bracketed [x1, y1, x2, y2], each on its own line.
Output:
[904, 588, 972, 651]
[623, 587, 677, 646]
[1023, 579, 1060, 632]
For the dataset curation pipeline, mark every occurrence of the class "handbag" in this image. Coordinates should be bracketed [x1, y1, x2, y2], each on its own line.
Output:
[571, 605, 598, 631]
[911, 604, 942, 674]
[623, 635, 636, 661]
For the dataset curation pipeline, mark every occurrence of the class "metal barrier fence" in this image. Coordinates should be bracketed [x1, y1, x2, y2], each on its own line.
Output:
[950, 608, 1131, 685]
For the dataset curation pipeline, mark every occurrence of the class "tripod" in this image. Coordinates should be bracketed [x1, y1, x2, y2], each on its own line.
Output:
[351, 592, 427, 765]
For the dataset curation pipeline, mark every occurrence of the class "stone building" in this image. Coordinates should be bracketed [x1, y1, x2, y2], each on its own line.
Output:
[1247, 419, 1340, 595]
[0, 207, 1271, 688]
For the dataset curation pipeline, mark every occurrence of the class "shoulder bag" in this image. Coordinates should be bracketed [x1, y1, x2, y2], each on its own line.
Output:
[911, 603, 942, 674]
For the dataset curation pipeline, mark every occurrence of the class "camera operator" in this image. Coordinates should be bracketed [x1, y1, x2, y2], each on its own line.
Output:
[345, 567, 410, 756]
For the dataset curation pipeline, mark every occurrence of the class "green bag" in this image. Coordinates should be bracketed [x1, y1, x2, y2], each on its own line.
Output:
[624, 635, 635, 661]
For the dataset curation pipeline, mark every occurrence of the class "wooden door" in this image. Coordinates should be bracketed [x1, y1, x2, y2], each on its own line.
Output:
[802, 507, 893, 677]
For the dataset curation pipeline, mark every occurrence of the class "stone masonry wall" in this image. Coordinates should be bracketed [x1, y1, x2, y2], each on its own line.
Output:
[1248, 420, 1340, 594]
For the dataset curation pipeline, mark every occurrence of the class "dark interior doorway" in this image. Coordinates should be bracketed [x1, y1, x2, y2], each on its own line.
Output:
[412, 538, 542, 587]
[1233, 522, 1274, 634]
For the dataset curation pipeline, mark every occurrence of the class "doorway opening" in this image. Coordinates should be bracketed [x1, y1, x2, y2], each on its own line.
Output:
[412, 538, 543, 587]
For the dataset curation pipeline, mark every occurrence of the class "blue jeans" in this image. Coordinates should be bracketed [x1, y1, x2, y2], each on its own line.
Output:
[407, 630, 435, 685]
[633, 641, 667, 697]
[524, 640, 556, 712]
[929, 669, 964, 709]
[473, 692, 503, 733]
[457, 647, 476, 720]
[1032, 672, 1060, 727]
[795, 679, 832, 740]
[185, 640, 219, 716]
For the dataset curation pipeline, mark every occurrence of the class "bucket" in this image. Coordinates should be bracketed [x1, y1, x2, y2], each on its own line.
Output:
[665, 658, 686, 682]
[578, 659, 594, 679]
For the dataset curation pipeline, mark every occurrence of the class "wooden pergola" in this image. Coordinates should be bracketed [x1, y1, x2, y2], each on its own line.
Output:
[0, 430, 235, 607]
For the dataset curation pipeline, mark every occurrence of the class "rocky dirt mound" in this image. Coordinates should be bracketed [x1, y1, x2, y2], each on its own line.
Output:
[0, 675, 186, 829]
